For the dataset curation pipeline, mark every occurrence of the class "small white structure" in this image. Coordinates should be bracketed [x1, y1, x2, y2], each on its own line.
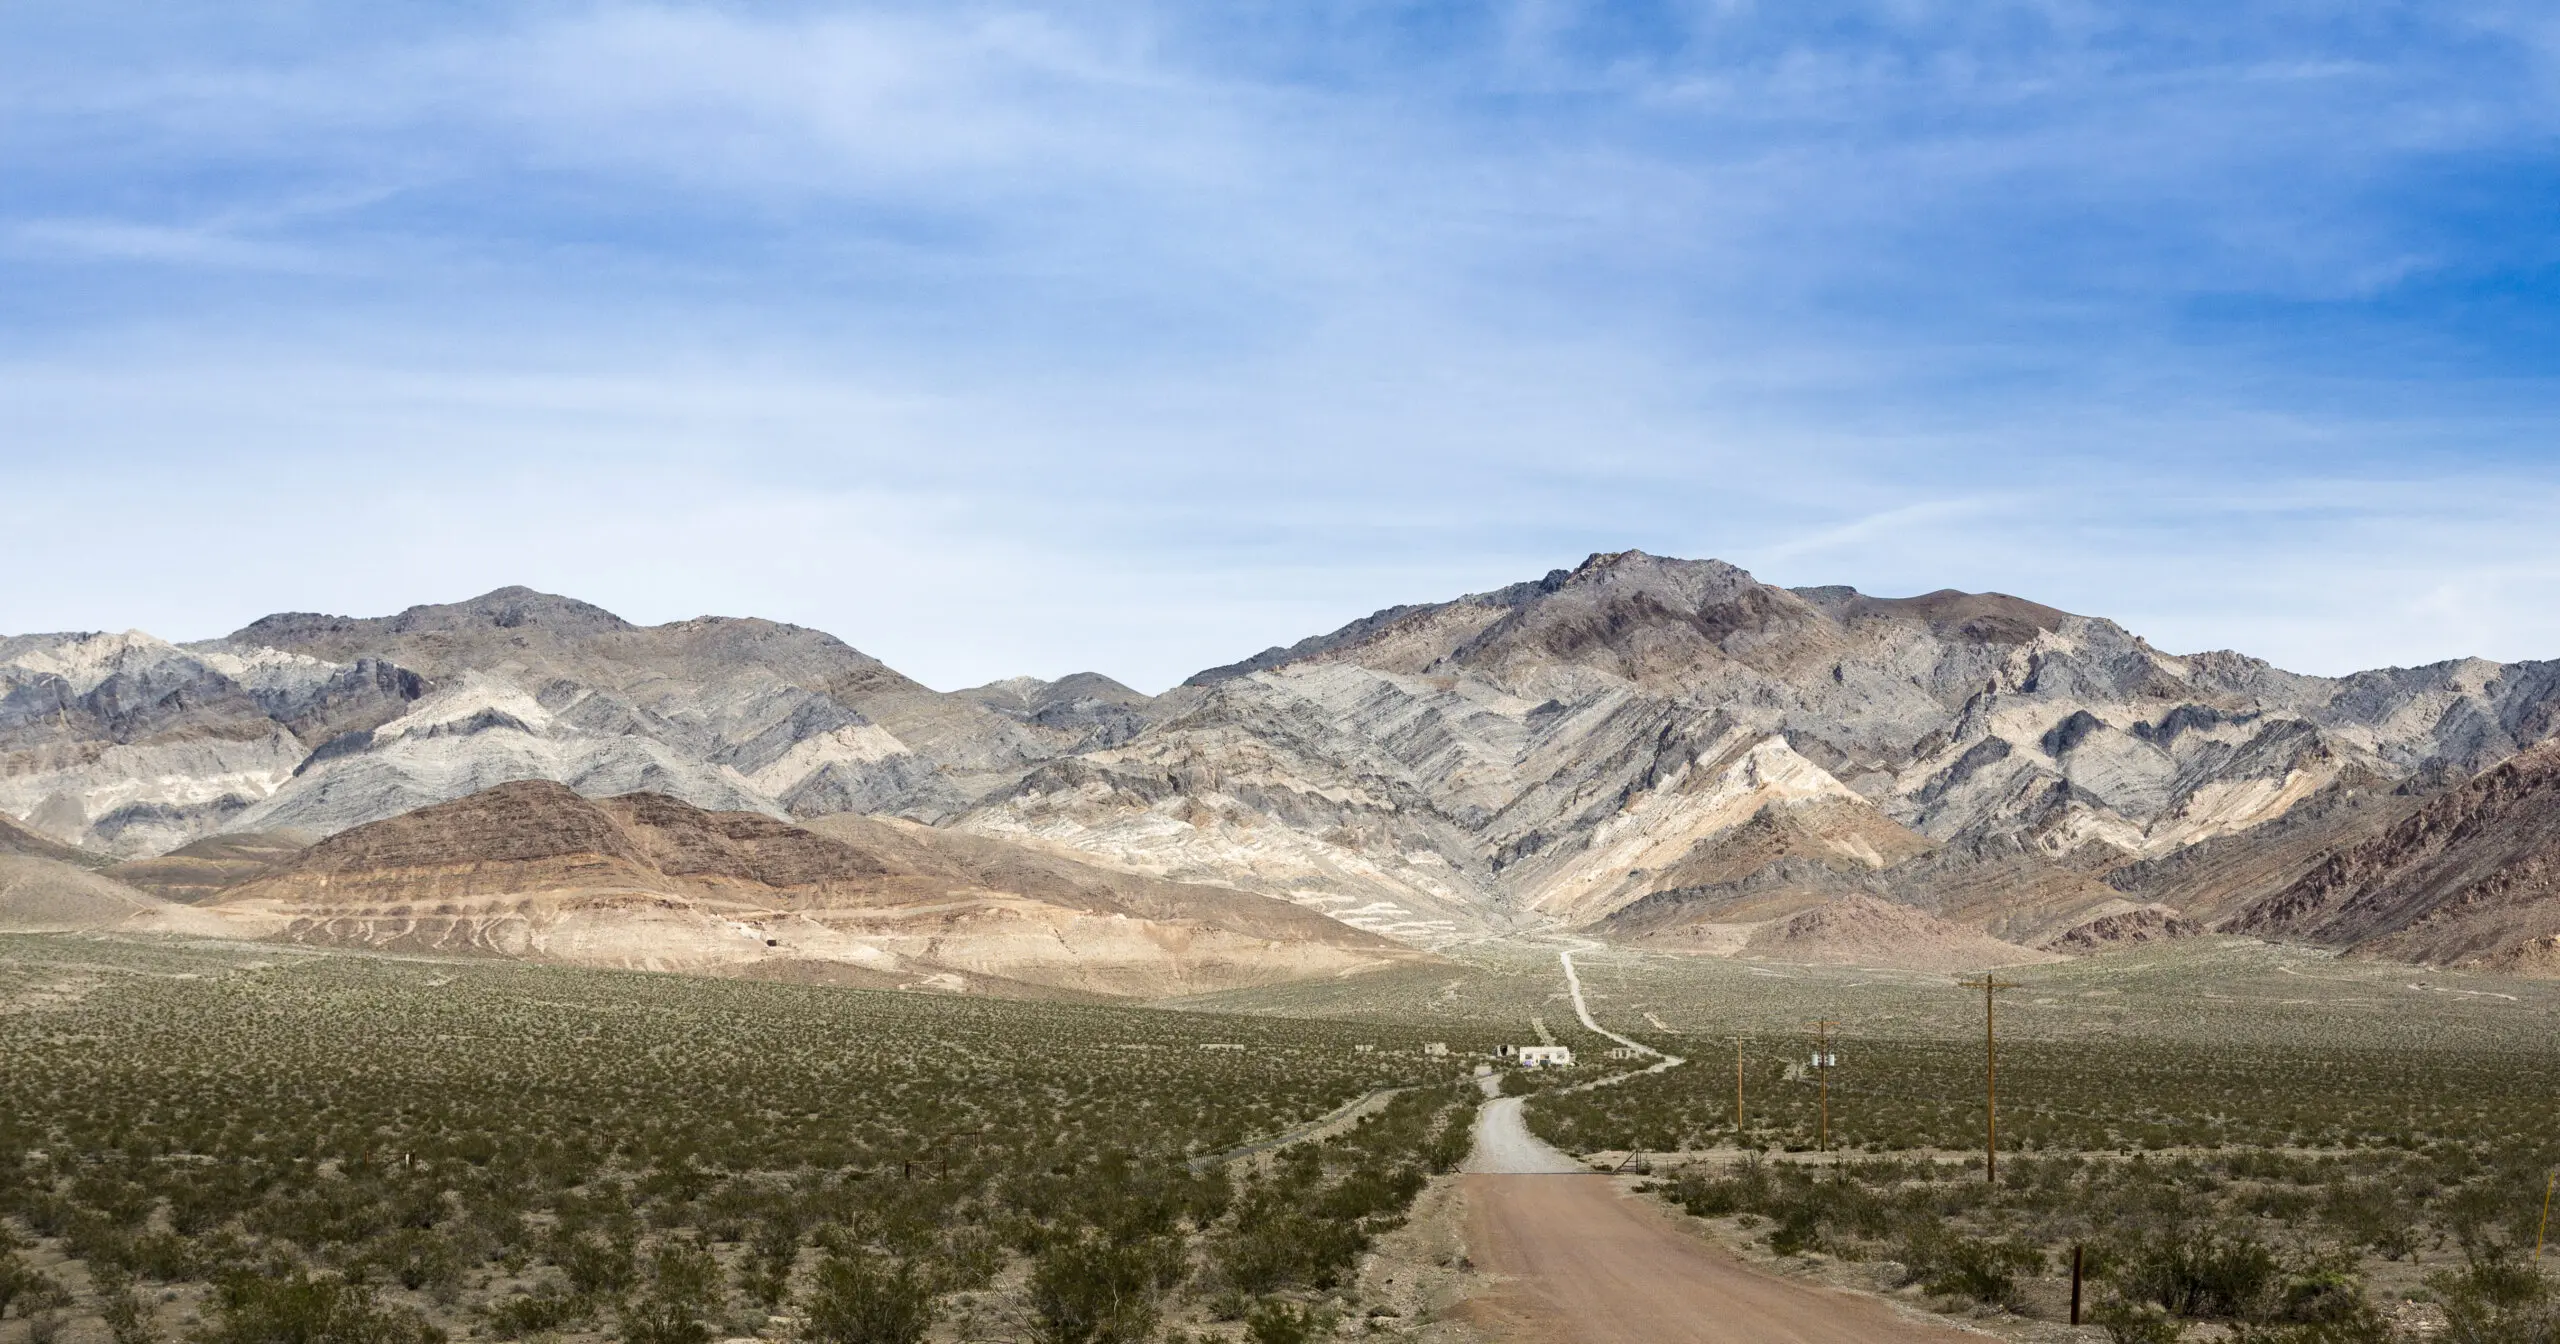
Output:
[1422, 1042, 1449, 1057]
[1515, 1045, 1574, 1069]
[1606, 1046, 1643, 1060]
[1353, 1044, 1375, 1054]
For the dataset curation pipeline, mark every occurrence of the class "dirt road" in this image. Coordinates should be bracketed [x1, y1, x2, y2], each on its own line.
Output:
[1461, 1094, 1976, 1343]
[1461, 1096, 1587, 1174]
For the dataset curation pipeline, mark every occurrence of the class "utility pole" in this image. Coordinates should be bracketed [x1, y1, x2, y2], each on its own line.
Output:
[1730, 1034, 1751, 1136]
[1959, 976, 2018, 1183]
[2539, 1169, 2555, 1263]
[1811, 1019, 1839, 1153]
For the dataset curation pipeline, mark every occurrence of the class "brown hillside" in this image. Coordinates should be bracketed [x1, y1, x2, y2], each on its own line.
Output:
[107, 830, 316, 904]
[0, 853, 236, 935]
[1742, 894, 2062, 971]
[216, 781, 1412, 996]
[2105, 780, 2416, 924]
[2224, 739, 2560, 972]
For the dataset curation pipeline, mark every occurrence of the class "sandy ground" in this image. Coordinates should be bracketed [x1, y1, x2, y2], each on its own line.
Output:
[1452, 1090, 1984, 1344]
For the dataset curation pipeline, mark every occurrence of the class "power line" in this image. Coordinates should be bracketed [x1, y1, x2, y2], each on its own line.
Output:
[1811, 1020, 1839, 1153]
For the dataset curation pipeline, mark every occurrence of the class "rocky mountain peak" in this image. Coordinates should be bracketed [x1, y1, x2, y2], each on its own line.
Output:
[231, 587, 635, 650]
[1794, 586, 2074, 645]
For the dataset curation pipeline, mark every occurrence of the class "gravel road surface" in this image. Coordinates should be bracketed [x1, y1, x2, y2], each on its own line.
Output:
[1461, 1096, 1589, 1174]
[1459, 1079, 1975, 1342]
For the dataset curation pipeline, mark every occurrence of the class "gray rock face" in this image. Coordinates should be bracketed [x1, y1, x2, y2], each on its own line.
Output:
[0, 589, 1062, 855]
[958, 551, 2560, 942]
[0, 631, 422, 857]
[7, 557, 2559, 960]
[958, 673, 1157, 752]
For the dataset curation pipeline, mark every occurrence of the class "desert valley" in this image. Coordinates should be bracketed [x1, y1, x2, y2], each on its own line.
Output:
[12, 554, 2560, 1344]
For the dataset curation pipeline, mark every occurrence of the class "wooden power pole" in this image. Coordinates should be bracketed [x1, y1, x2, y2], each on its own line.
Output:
[2539, 1169, 2555, 1263]
[1812, 1019, 1839, 1153]
[1960, 976, 2018, 1183]
[1735, 1036, 1746, 1136]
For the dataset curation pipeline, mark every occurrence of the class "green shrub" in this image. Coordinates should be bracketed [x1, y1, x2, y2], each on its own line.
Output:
[1766, 1201, 1822, 1257]
[1244, 1299, 1333, 1344]
[192, 1269, 445, 1344]
[371, 1228, 465, 1297]
[553, 1228, 639, 1299]
[2090, 1296, 2184, 1344]
[1029, 1234, 1169, 1344]
[482, 1286, 588, 1339]
[617, 1238, 722, 1344]
[100, 1275, 161, 1344]
[800, 1251, 935, 1344]
[2228, 1298, 2403, 1344]
[2275, 1257, 2371, 1325]
[1904, 1230, 2041, 1306]
[2116, 1228, 2280, 1319]
[737, 1218, 801, 1310]
[2427, 1249, 2560, 1344]
[0, 1248, 71, 1320]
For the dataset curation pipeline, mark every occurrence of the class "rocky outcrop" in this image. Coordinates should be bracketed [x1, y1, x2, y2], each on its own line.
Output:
[2039, 903, 2203, 952]
[958, 673, 1157, 752]
[0, 631, 421, 857]
[2223, 739, 2560, 971]
[2104, 779, 2416, 924]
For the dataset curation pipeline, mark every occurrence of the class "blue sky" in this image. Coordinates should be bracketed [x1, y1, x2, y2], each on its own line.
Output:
[5, 2, 2559, 691]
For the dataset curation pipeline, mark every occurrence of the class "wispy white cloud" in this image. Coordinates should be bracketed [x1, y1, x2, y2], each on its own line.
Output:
[2, 2, 2559, 686]
[9, 218, 331, 270]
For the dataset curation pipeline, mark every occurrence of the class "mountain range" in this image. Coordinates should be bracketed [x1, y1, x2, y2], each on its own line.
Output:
[9, 550, 2560, 987]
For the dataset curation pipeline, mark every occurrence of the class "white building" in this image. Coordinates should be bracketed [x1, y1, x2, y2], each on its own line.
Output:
[1422, 1043, 1449, 1057]
[1515, 1045, 1574, 1069]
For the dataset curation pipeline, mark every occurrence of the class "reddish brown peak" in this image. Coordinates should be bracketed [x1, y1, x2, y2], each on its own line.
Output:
[594, 792, 889, 886]
[249, 781, 898, 893]
[1432, 552, 1833, 682]
[281, 779, 646, 875]
[1793, 585, 2073, 644]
